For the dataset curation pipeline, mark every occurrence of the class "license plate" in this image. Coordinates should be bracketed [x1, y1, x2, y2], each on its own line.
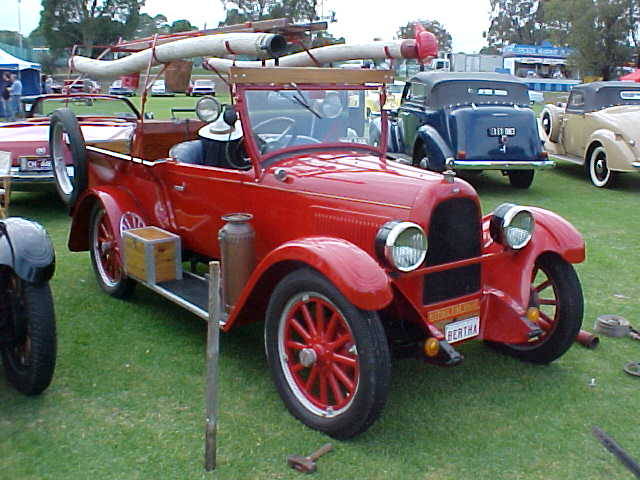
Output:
[21, 158, 52, 172]
[445, 315, 480, 344]
[488, 127, 516, 137]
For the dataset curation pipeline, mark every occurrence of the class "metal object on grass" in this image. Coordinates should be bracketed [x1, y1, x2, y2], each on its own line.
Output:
[287, 443, 333, 474]
[594, 314, 630, 337]
[204, 261, 221, 472]
[592, 426, 640, 479]
[624, 361, 640, 377]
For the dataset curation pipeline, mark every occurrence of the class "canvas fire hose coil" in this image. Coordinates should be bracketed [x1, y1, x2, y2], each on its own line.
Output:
[69, 33, 287, 78]
[594, 314, 633, 337]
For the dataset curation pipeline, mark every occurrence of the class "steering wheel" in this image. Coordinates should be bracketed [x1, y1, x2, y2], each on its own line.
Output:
[252, 116, 297, 153]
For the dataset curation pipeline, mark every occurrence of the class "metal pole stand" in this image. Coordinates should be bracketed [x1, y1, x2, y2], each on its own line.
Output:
[204, 261, 221, 471]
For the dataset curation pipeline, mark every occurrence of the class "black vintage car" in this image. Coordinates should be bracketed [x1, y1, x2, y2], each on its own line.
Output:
[372, 72, 554, 188]
[0, 217, 56, 395]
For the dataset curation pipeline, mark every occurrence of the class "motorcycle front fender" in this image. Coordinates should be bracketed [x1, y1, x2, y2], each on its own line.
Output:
[0, 217, 55, 284]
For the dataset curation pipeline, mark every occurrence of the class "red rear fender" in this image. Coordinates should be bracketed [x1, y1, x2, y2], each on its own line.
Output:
[68, 187, 145, 251]
[223, 237, 393, 331]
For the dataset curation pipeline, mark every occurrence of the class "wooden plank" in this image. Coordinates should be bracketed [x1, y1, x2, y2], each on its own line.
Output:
[229, 67, 394, 85]
[204, 261, 221, 472]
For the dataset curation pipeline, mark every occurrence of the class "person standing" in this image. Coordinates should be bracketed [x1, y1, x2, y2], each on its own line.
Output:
[8, 73, 22, 121]
[45, 75, 54, 94]
[1, 72, 12, 121]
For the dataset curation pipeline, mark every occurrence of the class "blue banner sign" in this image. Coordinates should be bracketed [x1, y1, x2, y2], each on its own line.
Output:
[503, 44, 573, 59]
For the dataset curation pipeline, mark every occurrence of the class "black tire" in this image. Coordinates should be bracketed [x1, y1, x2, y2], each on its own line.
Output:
[508, 170, 535, 189]
[265, 269, 391, 439]
[89, 205, 135, 299]
[587, 145, 617, 188]
[489, 254, 583, 364]
[541, 112, 552, 136]
[412, 142, 427, 168]
[0, 274, 56, 395]
[49, 108, 88, 207]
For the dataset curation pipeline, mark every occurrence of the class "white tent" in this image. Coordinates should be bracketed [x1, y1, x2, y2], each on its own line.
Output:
[0, 47, 41, 71]
[0, 47, 42, 97]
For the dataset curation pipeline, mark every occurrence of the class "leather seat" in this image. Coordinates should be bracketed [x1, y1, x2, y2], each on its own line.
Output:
[169, 140, 204, 165]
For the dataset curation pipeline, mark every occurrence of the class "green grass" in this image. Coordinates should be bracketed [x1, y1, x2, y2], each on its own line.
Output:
[1, 163, 639, 479]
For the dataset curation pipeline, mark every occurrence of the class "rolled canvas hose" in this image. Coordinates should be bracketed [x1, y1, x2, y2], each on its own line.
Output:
[69, 33, 288, 78]
[204, 39, 422, 73]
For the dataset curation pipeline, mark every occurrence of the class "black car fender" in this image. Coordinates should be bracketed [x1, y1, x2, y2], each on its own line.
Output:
[415, 125, 453, 171]
[0, 218, 55, 284]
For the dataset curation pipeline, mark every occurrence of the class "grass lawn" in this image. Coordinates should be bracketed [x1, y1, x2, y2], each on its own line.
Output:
[1, 114, 639, 479]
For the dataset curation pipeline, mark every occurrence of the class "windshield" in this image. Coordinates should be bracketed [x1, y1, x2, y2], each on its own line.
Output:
[196, 80, 213, 86]
[243, 86, 381, 161]
[389, 83, 404, 94]
[30, 96, 139, 119]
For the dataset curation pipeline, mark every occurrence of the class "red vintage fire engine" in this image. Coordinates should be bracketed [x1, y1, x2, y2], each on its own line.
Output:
[49, 32, 585, 439]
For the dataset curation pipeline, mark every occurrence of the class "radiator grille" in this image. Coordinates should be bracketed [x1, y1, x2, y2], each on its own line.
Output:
[423, 198, 481, 304]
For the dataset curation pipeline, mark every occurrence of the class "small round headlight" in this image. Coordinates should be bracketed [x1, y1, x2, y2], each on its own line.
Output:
[196, 95, 221, 123]
[376, 221, 428, 272]
[489, 203, 535, 250]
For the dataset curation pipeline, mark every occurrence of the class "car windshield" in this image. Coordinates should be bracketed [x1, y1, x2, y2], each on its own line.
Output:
[389, 83, 404, 94]
[195, 80, 213, 86]
[243, 85, 380, 161]
[111, 80, 122, 88]
[30, 96, 139, 119]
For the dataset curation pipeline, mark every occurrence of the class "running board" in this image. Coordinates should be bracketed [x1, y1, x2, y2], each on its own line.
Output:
[548, 153, 584, 165]
[137, 271, 227, 327]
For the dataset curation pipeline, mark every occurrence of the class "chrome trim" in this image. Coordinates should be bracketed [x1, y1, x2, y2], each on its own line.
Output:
[449, 159, 555, 170]
[8, 165, 74, 182]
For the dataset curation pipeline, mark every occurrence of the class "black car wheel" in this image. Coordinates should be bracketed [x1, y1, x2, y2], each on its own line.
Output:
[265, 269, 391, 439]
[508, 170, 535, 189]
[49, 108, 88, 207]
[587, 146, 617, 188]
[488, 254, 583, 364]
[0, 273, 56, 395]
[89, 205, 135, 298]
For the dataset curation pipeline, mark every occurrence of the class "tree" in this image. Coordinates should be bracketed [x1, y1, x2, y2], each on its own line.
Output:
[134, 13, 169, 38]
[170, 20, 196, 33]
[397, 20, 452, 53]
[39, 0, 144, 55]
[545, 0, 631, 79]
[219, 0, 319, 23]
[626, 0, 640, 67]
[485, 0, 547, 51]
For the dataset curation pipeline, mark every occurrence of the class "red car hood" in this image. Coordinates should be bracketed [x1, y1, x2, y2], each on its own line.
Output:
[0, 119, 135, 163]
[265, 150, 476, 211]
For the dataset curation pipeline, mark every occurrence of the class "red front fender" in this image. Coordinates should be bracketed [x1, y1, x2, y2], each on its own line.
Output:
[223, 237, 393, 331]
[68, 186, 146, 252]
[480, 207, 585, 343]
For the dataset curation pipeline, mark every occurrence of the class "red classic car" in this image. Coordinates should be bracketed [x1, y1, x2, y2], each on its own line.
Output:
[0, 94, 138, 192]
[50, 67, 585, 439]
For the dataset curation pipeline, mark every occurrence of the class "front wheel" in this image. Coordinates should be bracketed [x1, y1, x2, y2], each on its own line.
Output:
[587, 146, 617, 188]
[508, 170, 535, 189]
[0, 274, 56, 395]
[265, 269, 391, 439]
[89, 206, 135, 298]
[490, 254, 583, 364]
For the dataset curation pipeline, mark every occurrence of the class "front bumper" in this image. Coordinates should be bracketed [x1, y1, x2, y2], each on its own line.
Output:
[449, 159, 556, 171]
[8, 166, 73, 190]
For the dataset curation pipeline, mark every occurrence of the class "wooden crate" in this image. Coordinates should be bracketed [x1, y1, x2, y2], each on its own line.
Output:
[123, 226, 182, 284]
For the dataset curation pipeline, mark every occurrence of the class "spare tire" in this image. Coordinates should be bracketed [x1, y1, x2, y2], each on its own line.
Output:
[48, 108, 88, 207]
[541, 108, 561, 143]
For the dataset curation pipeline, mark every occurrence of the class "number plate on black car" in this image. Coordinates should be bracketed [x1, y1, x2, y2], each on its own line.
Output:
[488, 127, 516, 136]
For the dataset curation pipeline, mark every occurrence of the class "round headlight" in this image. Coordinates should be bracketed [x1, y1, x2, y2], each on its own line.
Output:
[196, 95, 221, 123]
[376, 221, 428, 272]
[489, 203, 535, 250]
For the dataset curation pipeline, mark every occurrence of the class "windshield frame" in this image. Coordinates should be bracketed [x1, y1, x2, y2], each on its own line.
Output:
[235, 82, 388, 174]
[29, 94, 141, 120]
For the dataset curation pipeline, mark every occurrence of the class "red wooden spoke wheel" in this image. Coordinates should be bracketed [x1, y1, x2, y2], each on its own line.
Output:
[89, 207, 135, 298]
[496, 254, 583, 364]
[265, 269, 390, 439]
[279, 294, 359, 416]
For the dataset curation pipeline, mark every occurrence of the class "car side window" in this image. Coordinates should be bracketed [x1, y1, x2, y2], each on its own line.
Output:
[406, 82, 427, 105]
[567, 91, 585, 112]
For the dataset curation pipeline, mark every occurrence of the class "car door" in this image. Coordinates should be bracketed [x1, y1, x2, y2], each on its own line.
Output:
[397, 82, 428, 156]
[160, 161, 253, 258]
[562, 90, 588, 156]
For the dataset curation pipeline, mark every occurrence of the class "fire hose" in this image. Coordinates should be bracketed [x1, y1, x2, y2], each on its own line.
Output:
[69, 33, 288, 78]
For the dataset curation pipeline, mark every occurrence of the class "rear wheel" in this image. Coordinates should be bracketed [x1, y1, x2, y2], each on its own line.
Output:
[491, 254, 583, 364]
[0, 274, 56, 395]
[508, 170, 535, 189]
[265, 269, 391, 439]
[89, 206, 135, 298]
[587, 146, 617, 188]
